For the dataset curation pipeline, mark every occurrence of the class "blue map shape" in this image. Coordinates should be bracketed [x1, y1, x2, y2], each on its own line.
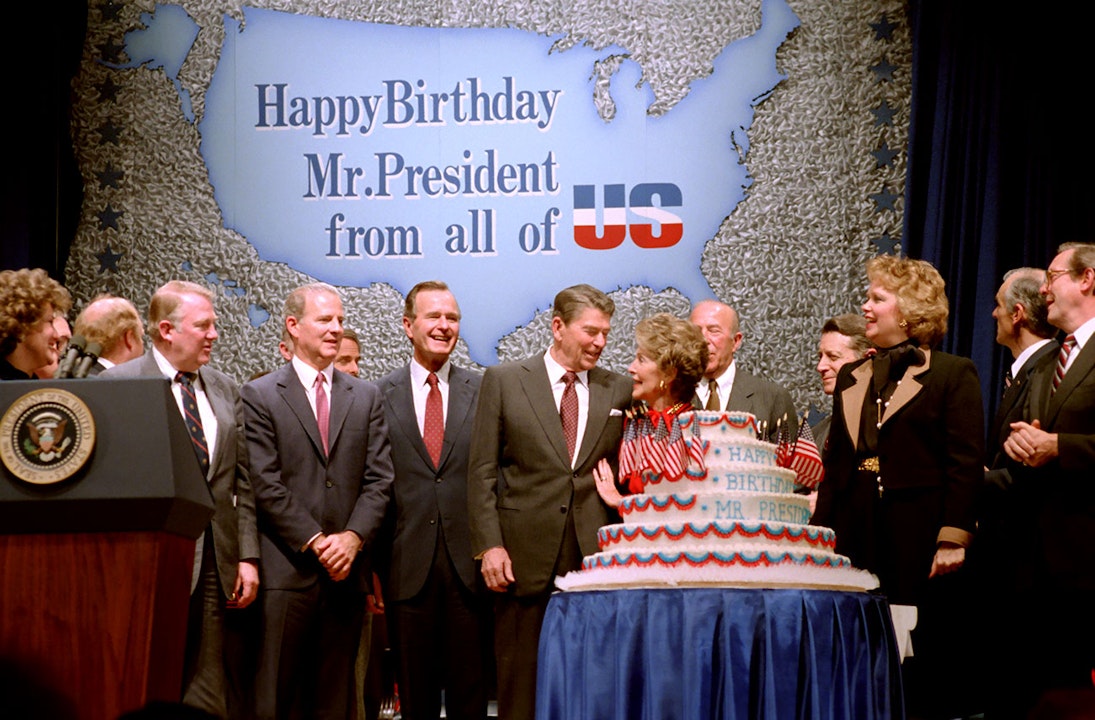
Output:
[118, 4, 198, 122]
[132, 1, 799, 364]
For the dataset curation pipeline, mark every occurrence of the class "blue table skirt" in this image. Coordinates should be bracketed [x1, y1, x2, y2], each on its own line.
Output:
[536, 588, 904, 720]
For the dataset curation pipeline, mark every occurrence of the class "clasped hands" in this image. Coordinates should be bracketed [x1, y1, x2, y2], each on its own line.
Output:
[1003, 419, 1058, 468]
[310, 531, 362, 582]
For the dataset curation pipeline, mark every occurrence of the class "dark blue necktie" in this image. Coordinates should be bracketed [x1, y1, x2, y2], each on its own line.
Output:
[176, 371, 210, 475]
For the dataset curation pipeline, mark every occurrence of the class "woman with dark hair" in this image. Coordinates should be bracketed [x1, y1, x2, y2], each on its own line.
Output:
[813, 255, 983, 718]
[593, 312, 709, 506]
[0, 268, 72, 380]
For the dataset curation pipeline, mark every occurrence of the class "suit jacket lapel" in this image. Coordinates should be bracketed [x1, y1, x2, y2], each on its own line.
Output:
[840, 362, 871, 452]
[327, 371, 353, 454]
[277, 365, 327, 462]
[386, 366, 435, 469]
[520, 358, 572, 467]
[199, 369, 233, 477]
[1045, 339, 1095, 427]
[575, 367, 613, 469]
[880, 348, 930, 426]
[442, 367, 476, 469]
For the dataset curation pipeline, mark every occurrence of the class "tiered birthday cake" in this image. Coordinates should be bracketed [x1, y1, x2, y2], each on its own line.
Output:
[556, 411, 878, 591]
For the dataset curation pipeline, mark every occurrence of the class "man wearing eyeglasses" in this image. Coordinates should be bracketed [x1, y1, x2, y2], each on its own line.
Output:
[1000, 242, 1095, 715]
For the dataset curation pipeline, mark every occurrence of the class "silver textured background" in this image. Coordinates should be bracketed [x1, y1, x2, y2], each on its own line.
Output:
[65, 0, 909, 418]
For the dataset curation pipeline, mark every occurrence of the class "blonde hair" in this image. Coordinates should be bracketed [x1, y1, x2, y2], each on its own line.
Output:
[866, 255, 949, 347]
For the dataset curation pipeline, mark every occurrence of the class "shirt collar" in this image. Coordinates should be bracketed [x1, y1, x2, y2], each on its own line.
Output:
[710, 359, 737, 393]
[1011, 338, 1053, 378]
[1068, 315, 1095, 351]
[410, 357, 451, 387]
[544, 349, 588, 387]
[152, 346, 191, 382]
[291, 355, 334, 390]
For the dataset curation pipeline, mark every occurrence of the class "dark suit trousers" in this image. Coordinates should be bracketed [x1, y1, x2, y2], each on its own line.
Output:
[493, 510, 583, 720]
[390, 534, 490, 720]
[183, 529, 228, 718]
[256, 581, 365, 720]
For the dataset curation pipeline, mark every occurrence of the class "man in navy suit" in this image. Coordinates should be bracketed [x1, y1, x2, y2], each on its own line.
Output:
[984, 268, 1059, 490]
[103, 280, 259, 718]
[1004, 243, 1095, 715]
[377, 281, 489, 720]
[242, 282, 394, 720]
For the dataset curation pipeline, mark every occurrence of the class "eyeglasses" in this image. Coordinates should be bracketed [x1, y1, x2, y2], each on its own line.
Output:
[1044, 267, 1072, 285]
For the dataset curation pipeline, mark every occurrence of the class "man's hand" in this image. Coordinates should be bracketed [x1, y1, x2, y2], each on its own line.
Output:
[480, 546, 515, 592]
[313, 531, 362, 582]
[1004, 419, 1058, 467]
[228, 560, 260, 609]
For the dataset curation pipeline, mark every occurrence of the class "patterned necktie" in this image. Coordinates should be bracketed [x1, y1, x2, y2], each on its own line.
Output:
[423, 372, 444, 467]
[314, 372, 330, 454]
[705, 379, 720, 411]
[1053, 334, 1077, 393]
[560, 371, 579, 462]
[175, 371, 209, 476]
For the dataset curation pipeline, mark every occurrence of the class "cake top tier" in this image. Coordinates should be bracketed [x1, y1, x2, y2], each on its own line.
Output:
[680, 410, 758, 440]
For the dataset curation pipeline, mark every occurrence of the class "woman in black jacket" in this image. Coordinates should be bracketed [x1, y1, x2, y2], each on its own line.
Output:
[813, 255, 983, 718]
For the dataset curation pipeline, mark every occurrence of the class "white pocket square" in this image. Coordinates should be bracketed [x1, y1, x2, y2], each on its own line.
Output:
[609, 408, 624, 417]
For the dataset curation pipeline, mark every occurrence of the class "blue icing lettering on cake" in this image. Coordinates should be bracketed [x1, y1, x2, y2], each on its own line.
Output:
[556, 411, 878, 592]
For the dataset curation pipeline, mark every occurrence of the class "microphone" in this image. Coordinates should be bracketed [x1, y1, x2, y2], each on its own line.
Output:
[72, 342, 102, 379]
[55, 335, 87, 379]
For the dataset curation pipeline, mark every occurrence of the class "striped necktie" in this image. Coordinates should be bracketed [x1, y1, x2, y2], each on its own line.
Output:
[175, 371, 209, 475]
[1053, 335, 1077, 394]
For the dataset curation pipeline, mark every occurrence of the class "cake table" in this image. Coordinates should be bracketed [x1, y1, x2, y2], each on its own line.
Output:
[535, 587, 904, 719]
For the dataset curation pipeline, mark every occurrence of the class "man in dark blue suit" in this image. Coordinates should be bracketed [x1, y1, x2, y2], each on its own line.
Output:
[377, 281, 489, 720]
[242, 282, 394, 720]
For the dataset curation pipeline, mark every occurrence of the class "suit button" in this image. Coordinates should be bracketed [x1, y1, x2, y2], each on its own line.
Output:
[429, 519, 436, 525]
[435, 477, 442, 483]
[559, 505, 567, 514]
[326, 481, 333, 488]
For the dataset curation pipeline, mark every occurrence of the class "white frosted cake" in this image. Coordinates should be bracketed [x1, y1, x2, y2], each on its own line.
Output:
[556, 411, 878, 591]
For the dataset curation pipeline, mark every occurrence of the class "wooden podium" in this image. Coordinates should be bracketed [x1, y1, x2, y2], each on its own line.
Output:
[0, 378, 215, 720]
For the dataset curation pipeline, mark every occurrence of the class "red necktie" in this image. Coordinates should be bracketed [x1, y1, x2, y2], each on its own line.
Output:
[560, 371, 578, 462]
[1053, 334, 1077, 394]
[314, 372, 329, 454]
[423, 372, 444, 467]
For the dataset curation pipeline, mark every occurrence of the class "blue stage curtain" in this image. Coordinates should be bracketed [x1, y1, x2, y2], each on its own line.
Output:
[904, 0, 1095, 427]
[536, 588, 904, 720]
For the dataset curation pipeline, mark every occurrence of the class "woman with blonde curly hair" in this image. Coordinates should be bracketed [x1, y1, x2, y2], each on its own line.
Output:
[593, 312, 709, 506]
[813, 255, 984, 717]
[0, 268, 72, 380]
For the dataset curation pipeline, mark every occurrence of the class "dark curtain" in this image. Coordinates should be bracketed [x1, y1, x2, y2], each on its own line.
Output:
[905, 0, 1095, 422]
[0, 3, 85, 278]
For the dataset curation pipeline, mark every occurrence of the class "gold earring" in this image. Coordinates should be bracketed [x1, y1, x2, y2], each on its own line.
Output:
[658, 380, 666, 391]
[899, 320, 908, 329]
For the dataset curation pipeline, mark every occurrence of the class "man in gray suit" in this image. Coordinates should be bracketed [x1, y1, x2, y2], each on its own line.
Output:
[468, 283, 633, 720]
[690, 299, 797, 439]
[378, 281, 489, 720]
[103, 280, 259, 718]
[242, 282, 394, 720]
